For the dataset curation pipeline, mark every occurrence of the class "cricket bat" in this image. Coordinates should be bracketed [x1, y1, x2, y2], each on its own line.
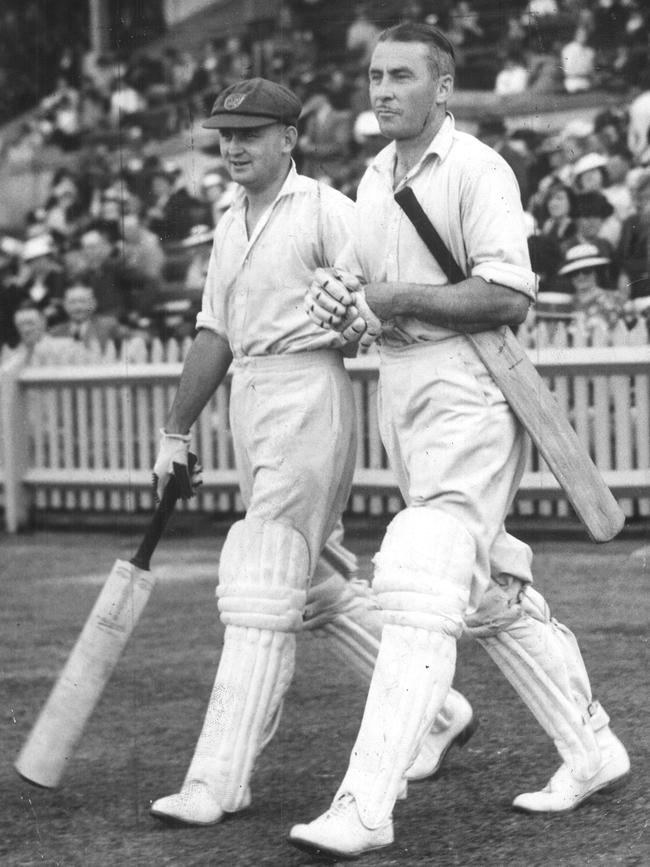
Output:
[394, 186, 625, 543]
[14, 459, 195, 788]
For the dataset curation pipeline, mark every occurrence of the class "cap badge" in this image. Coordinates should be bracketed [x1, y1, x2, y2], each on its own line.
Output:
[224, 93, 247, 110]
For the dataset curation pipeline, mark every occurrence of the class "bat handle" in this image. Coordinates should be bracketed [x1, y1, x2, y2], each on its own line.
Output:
[130, 453, 197, 571]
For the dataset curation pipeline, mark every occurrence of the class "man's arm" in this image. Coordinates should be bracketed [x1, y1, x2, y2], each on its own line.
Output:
[363, 276, 530, 333]
[307, 273, 530, 335]
[165, 328, 233, 434]
[152, 328, 232, 500]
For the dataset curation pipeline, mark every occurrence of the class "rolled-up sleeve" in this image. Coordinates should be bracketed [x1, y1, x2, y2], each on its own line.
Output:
[461, 158, 537, 300]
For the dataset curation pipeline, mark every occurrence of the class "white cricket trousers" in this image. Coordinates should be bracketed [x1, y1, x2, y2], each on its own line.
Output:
[229, 350, 357, 573]
[377, 337, 532, 611]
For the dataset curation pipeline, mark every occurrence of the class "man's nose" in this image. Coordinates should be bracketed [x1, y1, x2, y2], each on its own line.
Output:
[371, 77, 393, 101]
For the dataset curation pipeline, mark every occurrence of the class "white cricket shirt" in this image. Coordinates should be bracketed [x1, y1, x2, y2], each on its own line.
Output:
[197, 164, 354, 357]
[341, 113, 537, 346]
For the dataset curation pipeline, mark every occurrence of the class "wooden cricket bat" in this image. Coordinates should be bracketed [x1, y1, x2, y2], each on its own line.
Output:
[393, 186, 625, 543]
[14, 459, 194, 788]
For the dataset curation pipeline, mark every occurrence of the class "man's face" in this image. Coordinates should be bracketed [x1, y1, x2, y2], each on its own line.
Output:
[64, 286, 96, 322]
[368, 40, 451, 141]
[80, 231, 111, 268]
[14, 310, 45, 347]
[219, 124, 293, 192]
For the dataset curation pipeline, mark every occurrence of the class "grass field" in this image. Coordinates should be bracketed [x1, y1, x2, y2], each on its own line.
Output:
[2, 520, 649, 867]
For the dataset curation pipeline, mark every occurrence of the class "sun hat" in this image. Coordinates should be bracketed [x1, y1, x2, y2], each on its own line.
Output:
[558, 243, 610, 276]
[573, 152, 608, 177]
[21, 233, 57, 261]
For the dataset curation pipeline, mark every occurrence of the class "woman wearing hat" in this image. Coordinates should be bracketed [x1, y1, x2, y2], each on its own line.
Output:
[570, 191, 619, 263]
[572, 153, 621, 246]
[559, 242, 626, 331]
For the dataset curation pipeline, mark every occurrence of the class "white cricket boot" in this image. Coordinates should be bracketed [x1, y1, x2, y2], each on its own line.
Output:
[513, 724, 630, 813]
[150, 780, 251, 826]
[289, 792, 394, 860]
[405, 688, 476, 781]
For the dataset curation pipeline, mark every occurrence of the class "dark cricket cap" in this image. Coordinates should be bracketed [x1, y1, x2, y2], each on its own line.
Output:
[203, 78, 302, 129]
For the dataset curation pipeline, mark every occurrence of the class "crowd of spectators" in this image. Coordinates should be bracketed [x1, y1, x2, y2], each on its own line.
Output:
[2, 0, 650, 366]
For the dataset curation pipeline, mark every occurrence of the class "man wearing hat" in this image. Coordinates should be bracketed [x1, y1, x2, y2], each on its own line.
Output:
[149, 77, 473, 828]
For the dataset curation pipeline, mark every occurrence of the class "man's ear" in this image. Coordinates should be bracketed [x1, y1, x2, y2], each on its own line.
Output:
[284, 124, 299, 153]
[435, 74, 454, 105]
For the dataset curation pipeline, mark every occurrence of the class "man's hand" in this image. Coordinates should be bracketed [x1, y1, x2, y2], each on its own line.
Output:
[306, 268, 382, 348]
[152, 430, 201, 502]
[305, 267, 357, 330]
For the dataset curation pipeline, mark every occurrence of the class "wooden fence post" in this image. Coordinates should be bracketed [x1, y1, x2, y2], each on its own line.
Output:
[0, 358, 30, 532]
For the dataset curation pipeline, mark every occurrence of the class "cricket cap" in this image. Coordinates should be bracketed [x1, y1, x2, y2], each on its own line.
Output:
[203, 78, 302, 129]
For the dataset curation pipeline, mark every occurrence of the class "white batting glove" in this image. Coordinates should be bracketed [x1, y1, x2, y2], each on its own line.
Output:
[341, 289, 383, 349]
[305, 267, 356, 330]
[152, 429, 193, 502]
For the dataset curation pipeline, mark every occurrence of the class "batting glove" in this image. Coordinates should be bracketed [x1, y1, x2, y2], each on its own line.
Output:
[340, 290, 383, 349]
[152, 429, 194, 502]
[305, 268, 356, 330]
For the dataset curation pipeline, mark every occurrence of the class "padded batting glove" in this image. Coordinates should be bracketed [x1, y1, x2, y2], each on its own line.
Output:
[340, 289, 383, 349]
[152, 429, 194, 503]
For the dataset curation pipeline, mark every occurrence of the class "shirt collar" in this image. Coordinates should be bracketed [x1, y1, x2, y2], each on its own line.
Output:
[370, 112, 456, 179]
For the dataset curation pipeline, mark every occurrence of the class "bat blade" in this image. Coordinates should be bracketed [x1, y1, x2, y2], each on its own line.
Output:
[469, 328, 625, 542]
[14, 559, 155, 788]
[14, 456, 195, 788]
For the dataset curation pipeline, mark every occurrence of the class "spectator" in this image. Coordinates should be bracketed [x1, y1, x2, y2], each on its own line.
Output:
[82, 50, 116, 100]
[447, 0, 484, 57]
[603, 148, 636, 221]
[5, 302, 81, 367]
[0, 236, 25, 350]
[144, 161, 206, 244]
[526, 43, 562, 94]
[298, 77, 354, 185]
[627, 85, 650, 161]
[494, 50, 529, 96]
[476, 114, 534, 205]
[561, 25, 596, 93]
[199, 168, 231, 226]
[44, 169, 89, 242]
[121, 212, 165, 284]
[180, 225, 214, 297]
[558, 243, 627, 330]
[38, 74, 82, 150]
[572, 191, 618, 262]
[556, 119, 596, 184]
[618, 168, 650, 298]
[572, 153, 622, 246]
[346, 2, 381, 69]
[527, 234, 564, 293]
[218, 35, 252, 85]
[109, 76, 146, 127]
[50, 282, 123, 354]
[535, 179, 577, 247]
[66, 223, 152, 323]
[15, 234, 66, 327]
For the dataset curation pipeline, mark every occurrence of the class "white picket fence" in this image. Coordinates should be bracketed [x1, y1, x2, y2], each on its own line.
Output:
[1, 318, 649, 532]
